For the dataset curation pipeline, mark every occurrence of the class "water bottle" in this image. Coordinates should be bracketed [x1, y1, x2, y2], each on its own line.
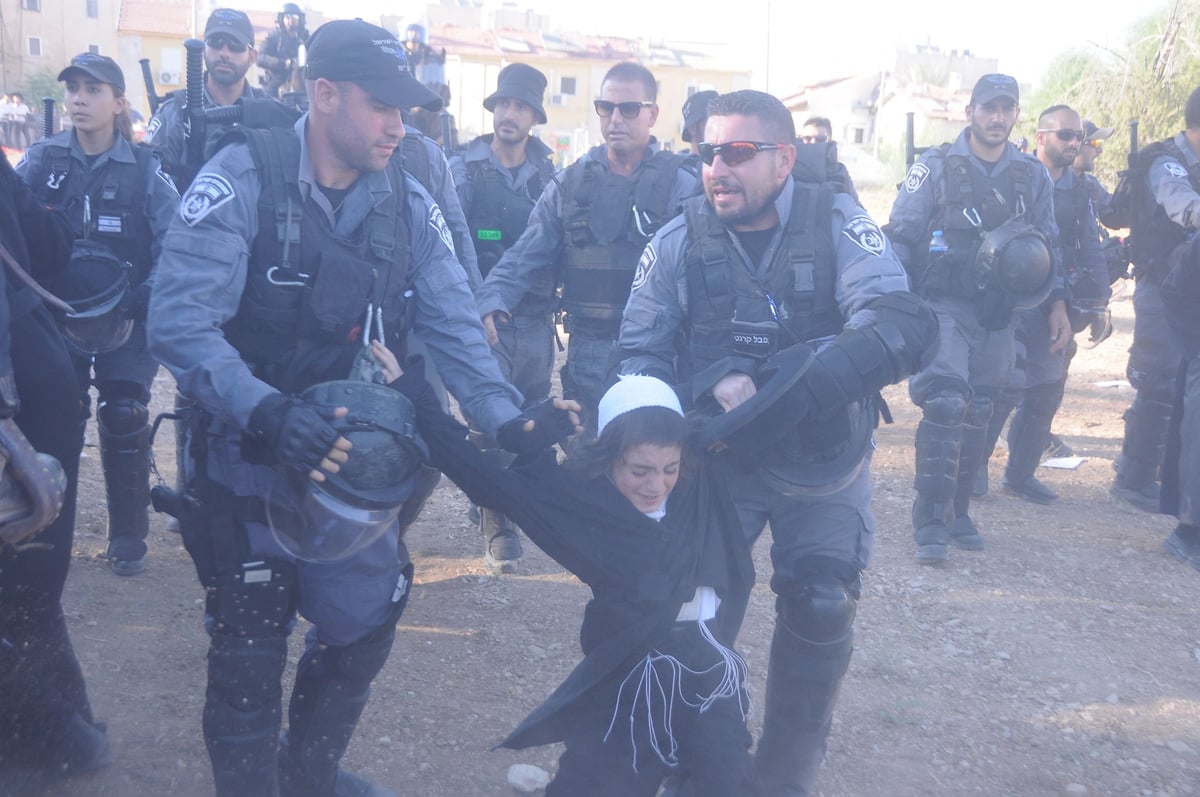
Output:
[928, 230, 948, 255]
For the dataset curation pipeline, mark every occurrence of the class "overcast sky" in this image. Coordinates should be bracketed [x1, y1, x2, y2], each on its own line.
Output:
[314, 0, 1163, 94]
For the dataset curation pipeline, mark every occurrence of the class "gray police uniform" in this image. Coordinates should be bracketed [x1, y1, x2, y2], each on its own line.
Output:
[477, 142, 697, 426]
[143, 79, 273, 185]
[1114, 133, 1197, 504]
[449, 133, 557, 404]
[886, 129, 1060, 552]
[147, 114, 523, 796]
[17, 130, 179, 565]
[620, 176, 920, 795]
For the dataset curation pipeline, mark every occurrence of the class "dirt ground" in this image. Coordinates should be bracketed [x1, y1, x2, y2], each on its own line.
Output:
[24, 184, 1200, 797]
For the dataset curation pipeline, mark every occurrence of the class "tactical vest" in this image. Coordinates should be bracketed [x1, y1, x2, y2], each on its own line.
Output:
[465, 150, 556, 276]
[683, 180, 842, 373]
[1054, 175, 1105, 304]
[559, 148, 687, 335]
[28, 136, 156, 286]
[916, 144, 1035, 299]
[1130, 139, 1200, 282]
[221, 128, 413, 395]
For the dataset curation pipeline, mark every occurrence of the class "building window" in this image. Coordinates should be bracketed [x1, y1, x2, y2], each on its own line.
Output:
[88, 44, 100, 54]
[22, 0, 41, 10]
[27, 37, 42, 56]
[86, 0, 98, 17]
[560, 76, 576, 96]
[851, 127, 865, 145]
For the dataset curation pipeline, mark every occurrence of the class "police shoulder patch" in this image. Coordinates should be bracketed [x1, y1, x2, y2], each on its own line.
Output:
[630, 244, 657, 292]
[904, 162, 930, 193]
[429, 205, 455, 254]
[180, 173, 236, 227]
[144, 116, 162, 143]
[844, 215, 886, 255]
[1163, 161, 1188, 179]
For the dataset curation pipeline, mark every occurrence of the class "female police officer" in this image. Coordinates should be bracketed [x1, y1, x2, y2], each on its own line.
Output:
[18, 53, 179, 576]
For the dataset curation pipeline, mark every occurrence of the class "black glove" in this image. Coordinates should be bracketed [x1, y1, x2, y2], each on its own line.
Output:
[496, 398, 576, 457]
[386, 356, 443, 419]
[120, 282, 152, 323]
[246, 393, 340, 473]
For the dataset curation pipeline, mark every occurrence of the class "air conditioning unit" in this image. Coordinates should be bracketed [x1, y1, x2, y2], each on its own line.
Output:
[159, 71, 180, 85]
[549, 94, 566, 106]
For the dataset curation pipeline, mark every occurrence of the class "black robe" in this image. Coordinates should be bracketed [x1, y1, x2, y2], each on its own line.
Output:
[405, 386, 755, 750]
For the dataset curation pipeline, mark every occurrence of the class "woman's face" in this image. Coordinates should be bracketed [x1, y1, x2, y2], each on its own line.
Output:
[65, 76, 120, 135]
[611, 443, 682, 514]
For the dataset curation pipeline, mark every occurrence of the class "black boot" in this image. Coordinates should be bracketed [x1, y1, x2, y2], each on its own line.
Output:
[912, 396, 965, 564]
[975, 389, 1017, 498]
[755, 591, 854, 797]
[1112, 394, 1173, 512]
[950, 396, 991, 550]
[1163, 524, 1200, 571]
[279, 593, 408, 797]
[97, 398, 151, 575]
[1002, 383, 1062, 505]
[203, 633, 288, 797]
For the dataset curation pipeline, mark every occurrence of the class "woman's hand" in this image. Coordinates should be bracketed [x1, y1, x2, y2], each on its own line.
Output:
[371, 340, 403, 382]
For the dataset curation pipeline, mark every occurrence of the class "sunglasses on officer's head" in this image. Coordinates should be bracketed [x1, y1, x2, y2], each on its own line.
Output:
[1086, 139, 1104, 152]
[1038, 128, 1086, 142]
[698, 141, 782, 166]
[594, 100, 654, 119]
[205, 35, 248, 53]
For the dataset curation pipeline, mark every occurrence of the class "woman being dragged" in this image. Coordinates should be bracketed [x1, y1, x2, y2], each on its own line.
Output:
[372, 340, 758, 797]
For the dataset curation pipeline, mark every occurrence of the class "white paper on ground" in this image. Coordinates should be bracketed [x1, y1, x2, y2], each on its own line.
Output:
[1041, 456, 1086, 470]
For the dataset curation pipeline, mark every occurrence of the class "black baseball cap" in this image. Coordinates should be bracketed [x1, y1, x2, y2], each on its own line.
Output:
[970, 74, 1019, 106]
[1083, 120, 1114, 140]
[682, 90, 719, 143]
[204, 8, 255, 48]
[306, 20, 442, 111]
[58, 53, 125, 93]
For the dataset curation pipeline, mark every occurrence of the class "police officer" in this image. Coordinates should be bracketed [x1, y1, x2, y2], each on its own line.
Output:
[479, 61, 698, 429]
[258, 3, 309, 99]
[143, 8, 278, 187]
[0, 154, 111, 791]
[980, 105, 1107, 504]
[17, 54, 180, 576]
[448, 63, 556, 570]
[681, 89, 719, 161]
[619, 90, 937, 797]
[1074, 121, 1118, 223]
[147, 20, 569, 797]
[798, 116, 859, 202]
[885, 73, 1069, 564]
[1110, 89, 1200, 512]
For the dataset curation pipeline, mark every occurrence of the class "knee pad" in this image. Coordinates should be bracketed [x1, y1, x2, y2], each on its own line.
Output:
[921, 392, 966, 427]
[97, 397, 149, 437]
[206, 562, 298, 639]
[963, 394, 992, 428]
[776, 574, 858, 646]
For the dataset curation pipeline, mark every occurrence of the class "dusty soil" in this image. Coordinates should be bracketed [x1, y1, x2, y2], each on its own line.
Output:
[30, 186, 1200, 797]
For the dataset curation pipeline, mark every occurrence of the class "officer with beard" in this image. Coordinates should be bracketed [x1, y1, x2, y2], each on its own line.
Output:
[449, 63, 557, 571]
[979, 105, 1106, 503]
[147, 20, 571, 797]
[885, 73, 1069, 564]
[620, 89, 936, 797]
[144, 8, 278, 188]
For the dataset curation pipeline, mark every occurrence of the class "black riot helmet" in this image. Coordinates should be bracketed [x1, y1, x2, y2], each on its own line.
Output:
[265, 380, 428, 562]
[974, 221, 1054, 309]
[278, 3, 305, 33]
[52, 242, 133, 355]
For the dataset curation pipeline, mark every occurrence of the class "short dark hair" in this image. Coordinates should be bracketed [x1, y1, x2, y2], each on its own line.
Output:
[708, 90, 796, 143]
[601, 62, 658, 102]
[803, 116, 832, 135]
[1186, 87, 1200, 129]
[1037, 104, 1075, 127]
[567, 405, 690, 481]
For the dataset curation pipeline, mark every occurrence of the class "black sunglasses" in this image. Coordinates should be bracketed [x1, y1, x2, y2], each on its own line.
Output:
[594, 100, 654, 119]
[1038, 128, 1086, 142]
[206, 35, 248, 54]
[800, 134, 829, 144]
[698, 141, 782, 166]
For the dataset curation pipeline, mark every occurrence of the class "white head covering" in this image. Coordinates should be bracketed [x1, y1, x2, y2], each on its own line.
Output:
[596, 375, 684, 436]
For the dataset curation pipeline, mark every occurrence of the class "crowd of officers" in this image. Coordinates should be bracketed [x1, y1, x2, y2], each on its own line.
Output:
[0, 7, 1198, 797]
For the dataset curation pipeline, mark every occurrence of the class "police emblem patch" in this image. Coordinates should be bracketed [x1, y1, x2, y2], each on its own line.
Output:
[630, 245, 657, 291]
[1164, 162, 1188, 179]
[180, 174, 236, 227]
[429, 205, 455, 253]
[904, 163, 930, 193]
[144, 116, 162, 143]
[844, 216, 886, 255]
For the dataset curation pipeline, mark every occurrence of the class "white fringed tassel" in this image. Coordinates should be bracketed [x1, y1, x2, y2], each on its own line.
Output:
[603, 620, 750, 772]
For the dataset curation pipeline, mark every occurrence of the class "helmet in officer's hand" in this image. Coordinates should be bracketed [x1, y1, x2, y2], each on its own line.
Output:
[1069, 299, 1113, 349]
[266, 380, 428, 562]
[52, 243, 133, 355]
[974, 222, 1054, 309]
